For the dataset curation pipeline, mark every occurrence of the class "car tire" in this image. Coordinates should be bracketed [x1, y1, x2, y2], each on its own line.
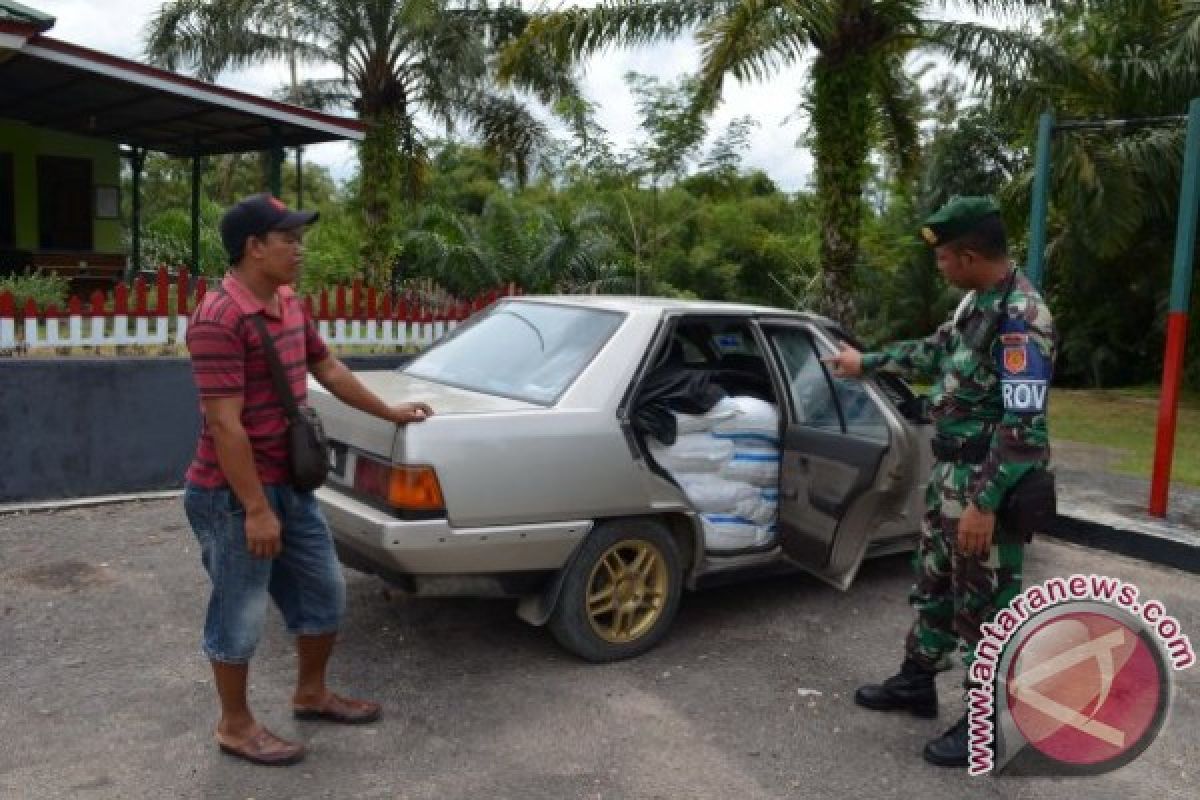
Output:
[548, 518, 684, 663]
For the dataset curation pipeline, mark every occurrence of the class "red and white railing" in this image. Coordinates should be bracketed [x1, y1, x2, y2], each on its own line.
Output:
[0, 267, 520, 352]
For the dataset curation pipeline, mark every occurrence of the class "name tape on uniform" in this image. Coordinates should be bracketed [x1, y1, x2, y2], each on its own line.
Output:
[1002, 380, 1048, 413]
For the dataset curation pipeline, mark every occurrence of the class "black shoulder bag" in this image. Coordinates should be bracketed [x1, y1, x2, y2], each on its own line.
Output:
[250, 315, 331, 492]
[999, 468, 1057, 544]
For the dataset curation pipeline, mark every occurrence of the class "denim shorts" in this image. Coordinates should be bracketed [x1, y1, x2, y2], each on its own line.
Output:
[183, 483, 347, 663]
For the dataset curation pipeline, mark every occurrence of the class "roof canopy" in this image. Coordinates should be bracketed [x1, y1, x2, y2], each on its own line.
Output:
[0, 1, 54, 31]
[0, 18, 364, 156]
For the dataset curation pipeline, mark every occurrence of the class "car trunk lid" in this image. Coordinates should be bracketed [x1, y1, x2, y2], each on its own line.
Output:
[308, 370, 539, 462]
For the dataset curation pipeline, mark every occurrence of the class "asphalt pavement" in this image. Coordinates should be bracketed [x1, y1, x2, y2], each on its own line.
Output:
[1, 498, 1196, 800]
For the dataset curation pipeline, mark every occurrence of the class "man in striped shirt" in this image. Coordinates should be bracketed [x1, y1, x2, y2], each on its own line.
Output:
[184, 194, 433, 767]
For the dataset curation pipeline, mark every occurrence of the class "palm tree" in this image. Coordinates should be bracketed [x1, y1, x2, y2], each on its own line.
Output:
[145, 0, 575, 286]
[401, 197, 623, 294]
[995, 1, 1200, 386]
[502, 1, 1068, 327]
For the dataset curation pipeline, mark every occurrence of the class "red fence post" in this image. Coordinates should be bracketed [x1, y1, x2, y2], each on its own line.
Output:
[156, 266, 170, 315]
[114, 284, 129, 315]
[335, 285, 347, 319]
[177, 270, 191, 316]
[133, 277, 149, 317]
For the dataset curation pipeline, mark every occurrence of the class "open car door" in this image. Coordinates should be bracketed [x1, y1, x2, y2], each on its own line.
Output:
[759, 321, 907, 590]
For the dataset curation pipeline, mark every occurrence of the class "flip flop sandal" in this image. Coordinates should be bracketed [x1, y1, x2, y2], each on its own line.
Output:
[293, 694, 382, 725]
[216, 727, 305, 766]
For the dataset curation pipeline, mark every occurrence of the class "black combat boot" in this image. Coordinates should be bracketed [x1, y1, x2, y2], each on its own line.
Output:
[853, 658, 938, 718]
[922, 713, 969, 767]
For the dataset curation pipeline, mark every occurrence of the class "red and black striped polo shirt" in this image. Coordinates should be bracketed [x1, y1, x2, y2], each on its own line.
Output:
[185, 273, 329, 488]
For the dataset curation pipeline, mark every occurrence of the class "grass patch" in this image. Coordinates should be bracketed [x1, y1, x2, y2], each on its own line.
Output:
[1050, 388, 1200, 487]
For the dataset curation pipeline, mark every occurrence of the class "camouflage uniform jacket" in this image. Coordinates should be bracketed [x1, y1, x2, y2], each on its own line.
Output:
[861, 268, 1056, 513]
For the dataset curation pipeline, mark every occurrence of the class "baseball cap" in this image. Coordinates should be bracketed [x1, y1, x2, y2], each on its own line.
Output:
[219, 193, 319, 263]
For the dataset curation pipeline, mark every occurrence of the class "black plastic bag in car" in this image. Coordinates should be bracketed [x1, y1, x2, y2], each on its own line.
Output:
[633, 366, 727, 446]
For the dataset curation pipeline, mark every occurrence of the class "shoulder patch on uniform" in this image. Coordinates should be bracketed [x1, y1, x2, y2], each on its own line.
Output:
[1003, 347, 1028, 374]
[996, 320, 1050, 413]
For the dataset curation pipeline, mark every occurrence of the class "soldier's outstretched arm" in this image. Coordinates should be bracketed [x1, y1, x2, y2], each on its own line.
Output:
[859, 320, 954, 382]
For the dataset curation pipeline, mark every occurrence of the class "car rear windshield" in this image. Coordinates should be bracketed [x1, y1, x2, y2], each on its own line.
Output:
[402, 301, 626, 405]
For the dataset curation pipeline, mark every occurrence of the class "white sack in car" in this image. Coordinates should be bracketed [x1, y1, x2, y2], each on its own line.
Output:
[701, 514, 762, 552]
[721, 450, 781, 487]
[755, 523, 778, 548]
[734, 488, 780, 527]
[648, 434, 735, 474]
[674, 397, 740, 435]
[677, 473, 759, 513]
[711, 396, 780, 449]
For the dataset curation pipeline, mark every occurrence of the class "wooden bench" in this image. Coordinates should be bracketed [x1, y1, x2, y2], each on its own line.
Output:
[32, 253, 127, 296]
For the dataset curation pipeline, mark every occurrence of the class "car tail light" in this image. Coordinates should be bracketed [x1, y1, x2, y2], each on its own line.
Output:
[354, 456, 445, 513]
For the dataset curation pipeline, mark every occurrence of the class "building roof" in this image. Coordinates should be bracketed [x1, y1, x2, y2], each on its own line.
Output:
[0, 1, 54, 32]
[0, 17, 364, 155]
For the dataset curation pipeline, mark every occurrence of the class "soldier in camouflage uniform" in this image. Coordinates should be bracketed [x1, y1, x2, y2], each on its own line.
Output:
[824, 197, 1056, 768]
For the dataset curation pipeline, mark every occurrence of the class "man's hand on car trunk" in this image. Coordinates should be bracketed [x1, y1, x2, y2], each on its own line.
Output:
[388, 402, 434, 425]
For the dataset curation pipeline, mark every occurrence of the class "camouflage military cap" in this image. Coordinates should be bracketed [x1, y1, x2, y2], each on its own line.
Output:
[919, 196, 1001, 247]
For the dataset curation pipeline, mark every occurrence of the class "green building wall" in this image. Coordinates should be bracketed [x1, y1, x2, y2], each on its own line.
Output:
[0, 118, 122, 253]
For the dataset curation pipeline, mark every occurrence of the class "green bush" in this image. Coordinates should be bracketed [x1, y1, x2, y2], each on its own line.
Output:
[0, 272, 70, 311]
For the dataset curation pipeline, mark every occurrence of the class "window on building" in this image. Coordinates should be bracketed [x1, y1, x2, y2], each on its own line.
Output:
[37, 156, 93, 250]
[0, 153, 14, 249]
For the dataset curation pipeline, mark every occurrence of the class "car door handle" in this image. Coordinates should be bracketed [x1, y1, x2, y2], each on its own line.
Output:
[782, 487, 799, 500]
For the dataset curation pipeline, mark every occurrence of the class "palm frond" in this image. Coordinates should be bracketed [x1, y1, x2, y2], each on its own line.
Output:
[918, 20, 1071, 88]
[466, 91, 551, 187]
[144, 0, 324, 80]
[274, 78, 356, 111]
[692, 0, 819, 111]
[498, 0, 730, 83]
[939, 0, 1068, 20]
[1053, 131, 1151, 259]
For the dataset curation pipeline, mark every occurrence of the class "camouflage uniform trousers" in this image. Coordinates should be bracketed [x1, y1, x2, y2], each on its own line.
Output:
[904, 460, 1024, 672]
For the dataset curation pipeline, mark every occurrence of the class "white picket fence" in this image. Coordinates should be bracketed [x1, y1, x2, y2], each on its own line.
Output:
[0, 270, 516, 353]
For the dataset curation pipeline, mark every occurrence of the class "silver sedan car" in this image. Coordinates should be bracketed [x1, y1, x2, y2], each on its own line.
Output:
[311, 296, 933, 662]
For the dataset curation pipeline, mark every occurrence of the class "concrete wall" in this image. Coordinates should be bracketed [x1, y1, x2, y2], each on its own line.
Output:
[0, 355, 411, 504]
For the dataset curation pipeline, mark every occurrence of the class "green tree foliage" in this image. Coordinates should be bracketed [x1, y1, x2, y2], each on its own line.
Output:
[124, 1, 1200, 392]
[120, 152, 339, 276]
[501, 0, 1069, 328]
[144, 0, 577, 286]
[1003, 0, 1200, 387]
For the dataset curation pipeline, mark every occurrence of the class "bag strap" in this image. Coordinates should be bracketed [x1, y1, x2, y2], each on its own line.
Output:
[249, 313, 301, 421]
[996, 266, 1019, 321]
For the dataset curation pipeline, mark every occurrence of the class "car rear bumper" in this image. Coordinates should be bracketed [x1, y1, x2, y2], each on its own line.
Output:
[316, 486, 592, 576]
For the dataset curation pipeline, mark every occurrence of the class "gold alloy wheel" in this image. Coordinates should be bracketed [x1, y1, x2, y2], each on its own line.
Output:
[585, 539, 669, 643]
